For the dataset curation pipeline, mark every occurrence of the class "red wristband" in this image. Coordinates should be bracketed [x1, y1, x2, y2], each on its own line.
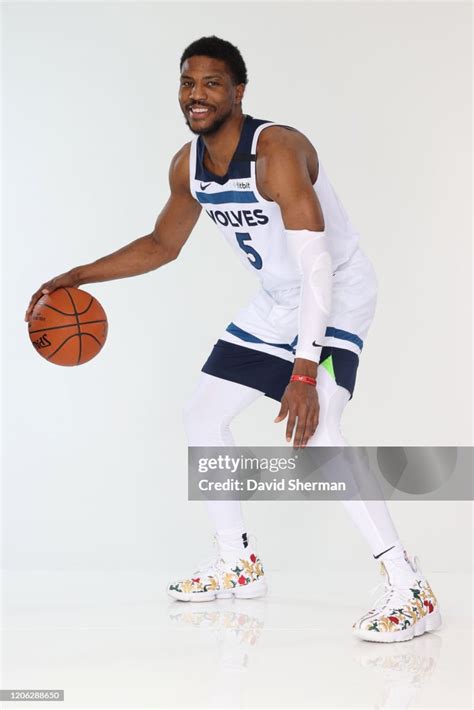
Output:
[290, 374, 317, 386]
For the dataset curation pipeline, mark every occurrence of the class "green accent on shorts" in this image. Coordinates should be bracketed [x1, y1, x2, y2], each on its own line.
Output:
[321, 354, 336, 380]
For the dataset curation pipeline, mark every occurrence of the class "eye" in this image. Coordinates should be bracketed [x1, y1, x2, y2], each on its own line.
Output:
[208, 81, 219, 87]
[180, 81, 192, 88]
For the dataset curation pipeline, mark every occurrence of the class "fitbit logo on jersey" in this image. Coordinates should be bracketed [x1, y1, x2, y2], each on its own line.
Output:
[206, 209, 269, 228]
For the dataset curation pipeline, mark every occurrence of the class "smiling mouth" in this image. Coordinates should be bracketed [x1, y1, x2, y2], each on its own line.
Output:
[188, 105, 213, 118]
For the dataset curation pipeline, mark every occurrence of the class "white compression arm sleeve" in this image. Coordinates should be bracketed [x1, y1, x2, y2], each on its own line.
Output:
[286, 229, 332, 363]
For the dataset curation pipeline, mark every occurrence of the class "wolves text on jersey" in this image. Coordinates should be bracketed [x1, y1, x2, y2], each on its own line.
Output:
[206, 209, 269, 228]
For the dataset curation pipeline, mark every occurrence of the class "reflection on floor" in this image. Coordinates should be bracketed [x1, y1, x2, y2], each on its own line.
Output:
[1, 570, 471, 709]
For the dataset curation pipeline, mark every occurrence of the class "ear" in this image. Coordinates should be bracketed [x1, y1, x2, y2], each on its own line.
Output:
[235, 83, 245, 105]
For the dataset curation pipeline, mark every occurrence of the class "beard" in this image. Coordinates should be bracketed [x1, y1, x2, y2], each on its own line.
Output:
[184, 106, 233, 136]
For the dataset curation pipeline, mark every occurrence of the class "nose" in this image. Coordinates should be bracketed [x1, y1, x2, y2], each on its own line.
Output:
[189, 82, 207, 103]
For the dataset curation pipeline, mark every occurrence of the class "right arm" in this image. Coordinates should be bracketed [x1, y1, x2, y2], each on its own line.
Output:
[24, 143, 201, 321]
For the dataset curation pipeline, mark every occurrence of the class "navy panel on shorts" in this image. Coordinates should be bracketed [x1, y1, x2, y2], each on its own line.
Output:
[202, 340, 293, 401]
[201, 340, 360, 402]
[321, 347, 360, 399]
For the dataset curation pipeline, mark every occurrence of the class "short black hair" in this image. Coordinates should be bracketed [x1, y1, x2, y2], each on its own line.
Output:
[180, 36, 248, 85]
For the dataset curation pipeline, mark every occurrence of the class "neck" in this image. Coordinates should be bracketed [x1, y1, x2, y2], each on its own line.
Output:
[202, 111, 246, 176]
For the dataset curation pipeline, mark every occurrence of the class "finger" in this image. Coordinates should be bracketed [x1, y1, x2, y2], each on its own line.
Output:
[24, 292, 42, 322]
[286, 409, 297, 443]
[298, 421, 309, 448]
[293, 411, 307, 449]
[301, 414, 316, 448]
[25, 284, 52, 321]
[301, 408, 318, 446]
[274, 399, 289, 423]
[39, 280, 54, 296]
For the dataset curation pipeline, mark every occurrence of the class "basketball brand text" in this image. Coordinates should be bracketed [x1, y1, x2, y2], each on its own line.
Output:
[32, 334, 52, 349]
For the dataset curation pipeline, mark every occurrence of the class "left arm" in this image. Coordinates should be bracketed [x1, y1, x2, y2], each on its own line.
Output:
[256, 127, 332, 447]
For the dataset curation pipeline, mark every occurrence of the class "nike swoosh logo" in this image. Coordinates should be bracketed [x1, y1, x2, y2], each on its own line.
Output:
[200, 182, 212, 190]
[312, 341, 323, 347]
[373, 545, 396, 559]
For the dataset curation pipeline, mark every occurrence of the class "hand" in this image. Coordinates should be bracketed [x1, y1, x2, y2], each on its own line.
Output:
[24, 269, 81, 322]
[274, 381, 320, 448]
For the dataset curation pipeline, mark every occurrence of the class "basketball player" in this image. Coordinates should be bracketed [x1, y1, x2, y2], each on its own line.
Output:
[25, 36, 441, 642]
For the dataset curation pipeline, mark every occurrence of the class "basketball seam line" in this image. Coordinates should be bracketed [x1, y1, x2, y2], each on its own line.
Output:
[45, 332, 103, 362]
[40, 296, 95, 317]
[29, 319, 106, 335]
[63, 288, 82, 365]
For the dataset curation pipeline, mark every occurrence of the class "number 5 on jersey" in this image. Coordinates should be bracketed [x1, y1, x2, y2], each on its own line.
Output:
[235, 232, 263, 270]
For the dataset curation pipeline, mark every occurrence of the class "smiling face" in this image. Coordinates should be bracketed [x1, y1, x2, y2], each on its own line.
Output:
[179, 56, 245, 136]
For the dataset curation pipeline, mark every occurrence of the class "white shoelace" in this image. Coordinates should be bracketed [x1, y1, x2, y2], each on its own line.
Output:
[191, 557, 220, 576]
[192, 536, 240, 577]
[191, 534, 258, 578]
[192, 552, 223, 577]
[369, 581, 416, 612]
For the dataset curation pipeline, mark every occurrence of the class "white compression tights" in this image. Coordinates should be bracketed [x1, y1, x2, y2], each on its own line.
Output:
[183, 369, 400, 556]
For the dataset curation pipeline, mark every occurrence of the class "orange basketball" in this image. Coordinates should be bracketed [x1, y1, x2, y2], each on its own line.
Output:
[28, 287, 108, 366]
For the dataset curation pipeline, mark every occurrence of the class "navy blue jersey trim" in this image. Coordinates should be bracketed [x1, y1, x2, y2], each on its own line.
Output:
[233, 153, 256, 162]
[226, 323, 363, 353]
[325, 327, 364, 350]
[195, 115, 271, 184]
[196, 191, 258, 205]
[226, 322, 296, 353]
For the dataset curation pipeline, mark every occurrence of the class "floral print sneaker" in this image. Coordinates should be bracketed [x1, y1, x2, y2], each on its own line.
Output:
[353, 556, 442, 643]
[167, 535, 267, 602]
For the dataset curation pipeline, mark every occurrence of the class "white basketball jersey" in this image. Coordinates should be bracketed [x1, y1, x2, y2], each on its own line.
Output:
[189, 115, 361, 299]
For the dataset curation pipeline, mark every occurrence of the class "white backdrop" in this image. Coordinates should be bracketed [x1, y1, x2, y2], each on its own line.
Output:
[2, 2, 472, 575]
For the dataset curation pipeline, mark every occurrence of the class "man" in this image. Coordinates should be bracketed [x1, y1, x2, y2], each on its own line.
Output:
[25, 36, 441, 642]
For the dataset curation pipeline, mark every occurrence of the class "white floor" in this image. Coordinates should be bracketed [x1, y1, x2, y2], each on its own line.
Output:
[1, 570, 472, 709]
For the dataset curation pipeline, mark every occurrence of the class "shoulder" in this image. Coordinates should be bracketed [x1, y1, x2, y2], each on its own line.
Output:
[170, 141, 192, 173]
[256, 125, 319, 195]
[169, 141, 192, 192]
[257, 124, 317, 161]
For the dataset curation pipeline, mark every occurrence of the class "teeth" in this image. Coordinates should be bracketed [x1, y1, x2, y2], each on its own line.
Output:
[190, 107, 208, 113]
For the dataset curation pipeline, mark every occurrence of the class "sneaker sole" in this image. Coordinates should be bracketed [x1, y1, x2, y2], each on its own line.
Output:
[353, 609, 442, 643]
[167, 577, 268, 602]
